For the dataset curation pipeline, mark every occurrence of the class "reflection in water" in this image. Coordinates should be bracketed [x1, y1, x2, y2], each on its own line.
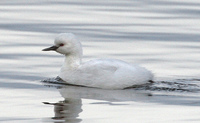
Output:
[58, 84, 200, 106]
[42, 79, 200, 122]
[44, 99, 82, 123]
[59, 85, 151, 102]
[43, 85, 151, 122]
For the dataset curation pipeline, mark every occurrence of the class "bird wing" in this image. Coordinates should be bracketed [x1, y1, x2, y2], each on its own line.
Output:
[78, 59, 119, 74]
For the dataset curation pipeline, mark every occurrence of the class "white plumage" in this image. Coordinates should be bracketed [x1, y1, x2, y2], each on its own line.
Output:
[43, 33, 153, 89]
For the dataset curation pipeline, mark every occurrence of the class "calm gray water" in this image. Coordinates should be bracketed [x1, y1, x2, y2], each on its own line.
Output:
[1, 0, 200, 122]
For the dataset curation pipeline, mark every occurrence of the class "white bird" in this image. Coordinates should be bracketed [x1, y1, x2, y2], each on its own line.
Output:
[43, 33, 153, 89]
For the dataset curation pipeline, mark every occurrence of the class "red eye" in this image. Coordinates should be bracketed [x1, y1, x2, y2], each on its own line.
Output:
[59, 43, 64, 46]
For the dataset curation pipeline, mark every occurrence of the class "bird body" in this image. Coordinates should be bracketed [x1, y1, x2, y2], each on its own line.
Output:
[43, 33, 153, 89]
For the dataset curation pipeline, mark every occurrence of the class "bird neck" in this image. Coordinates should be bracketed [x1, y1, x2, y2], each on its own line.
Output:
[63, 53, 82, 69]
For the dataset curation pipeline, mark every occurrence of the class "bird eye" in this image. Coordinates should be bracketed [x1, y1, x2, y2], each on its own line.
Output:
[59, 43, 64, 46]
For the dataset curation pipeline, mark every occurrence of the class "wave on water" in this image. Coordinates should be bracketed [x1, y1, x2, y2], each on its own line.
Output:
[41, 76, 200, 92]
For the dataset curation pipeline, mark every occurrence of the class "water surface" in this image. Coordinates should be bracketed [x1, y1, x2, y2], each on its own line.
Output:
[0, 0, 200, 122]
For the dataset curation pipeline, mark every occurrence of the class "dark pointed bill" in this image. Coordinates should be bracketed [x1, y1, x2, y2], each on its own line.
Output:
[42, 45, 58, 51]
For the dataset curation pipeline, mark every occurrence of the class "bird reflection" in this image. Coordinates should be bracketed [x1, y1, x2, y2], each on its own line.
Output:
[43, 98, 82, 123]
[42, 78, 200, 122]
[43, 83, 151, 122]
